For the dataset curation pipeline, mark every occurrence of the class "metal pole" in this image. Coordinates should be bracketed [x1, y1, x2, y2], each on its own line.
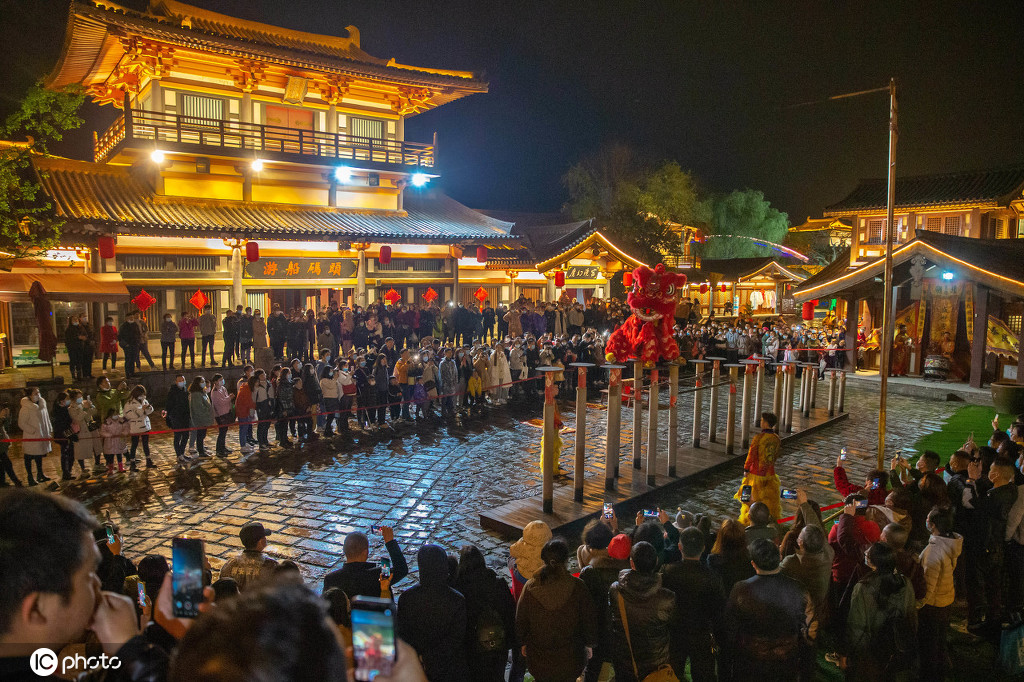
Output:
[772, 364, 784, 418]
[753, 357, 765, 428]
[571, 363, 593, 502]
[668, 363, 679, 476]
[692, 365, 705, 448]
[740, 363, 754, 449]
[802, 364, 812, 419]
[784, 363, 796, 433]
[725, 365, 739, 455]
[878, 77, 898, 469]
[810, 362, 819, 409]
[541, 368, 556, 514]
[838, 370, 848, 413]
[605, 365, 624, 487]
[632, 359, 643, 469]
[708, 357, 724, 443]
[646, 367, 659, 486]
[827, 368, 838, 417]
[797, 363, 807, 415]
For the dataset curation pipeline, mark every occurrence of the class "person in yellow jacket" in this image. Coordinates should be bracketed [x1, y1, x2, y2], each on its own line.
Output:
[735, 412, 783, 524]
[466, 368, 483, 412]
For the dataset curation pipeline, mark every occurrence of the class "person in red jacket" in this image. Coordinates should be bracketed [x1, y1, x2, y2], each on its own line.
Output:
[99, 316, 119, 369]
[833, 454, 889, 506]
[235, 376, 257, 456]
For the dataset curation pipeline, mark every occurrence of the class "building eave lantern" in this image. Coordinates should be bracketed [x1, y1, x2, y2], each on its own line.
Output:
[98, 235, 116, 259]
[554, 270, 565, 288]
[379, 245, 392, 265]
[245, 241, 259, 263]
[476, 246, 488, 263]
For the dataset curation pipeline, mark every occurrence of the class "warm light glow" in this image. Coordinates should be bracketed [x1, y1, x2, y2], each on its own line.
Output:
[251, 159, 264, 172]
[410, 173, 429, 187]
[334, 166, 352, 184]
[942, 271, 955, 280]
[150, 149, 165, 164]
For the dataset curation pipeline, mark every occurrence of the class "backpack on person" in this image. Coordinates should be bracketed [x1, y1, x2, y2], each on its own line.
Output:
[474, 606, 507, 654]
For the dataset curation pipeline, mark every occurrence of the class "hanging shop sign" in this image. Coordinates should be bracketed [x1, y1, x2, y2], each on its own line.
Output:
[244, 258, 357, 279]
[564, 265, 600, 281]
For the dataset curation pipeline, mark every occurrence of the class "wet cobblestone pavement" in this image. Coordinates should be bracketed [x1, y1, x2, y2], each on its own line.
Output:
[48, 380, 964, 588]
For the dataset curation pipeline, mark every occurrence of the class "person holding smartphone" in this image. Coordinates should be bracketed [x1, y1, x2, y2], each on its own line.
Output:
[323, 526, 408, 600]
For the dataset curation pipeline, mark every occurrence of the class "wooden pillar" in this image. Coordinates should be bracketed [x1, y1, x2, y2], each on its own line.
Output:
[753, 356, 765, 428]
[772, 364, 784, 418]
[571, 363, 594, 502]
[740, 361, 755, 449]
[646, 367, 659, 486]
[828, 369, 838, 417]
[838, 370, 848, 413]
[845, 296, 858, 370]
[708, 357, 724, 442]
[969, 283, 989, 388]
[632, 359, 643, 469]
[725, 365, 740, 455]
[356, 246, 367, 308]
[691, 359, 709, 448]
[605, 365, 624, 488]
[668, 363, 680, 476]
[540, 367, 558, 514]
[784, 363, 796, 433]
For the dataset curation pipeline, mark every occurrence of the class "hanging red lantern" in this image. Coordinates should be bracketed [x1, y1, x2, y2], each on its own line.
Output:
[801, 301, 815, 321]
[721, 283, 728, 293]
[98, 235, 116, 259]
[476, 246, 488, 263]
[622, 271, 633, 287]
[245, 241, 259, 263]
[699, 283, 708, 294]
[554, 270, 565, 288]
[379, 245, 391, 265]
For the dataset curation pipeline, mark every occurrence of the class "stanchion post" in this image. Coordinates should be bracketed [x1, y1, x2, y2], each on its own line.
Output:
[668, 363, 679, 476]
[539, 366, 559, 514]
[810, 362, 819, 408]
[838, 370, 848, 414]
[802, 363, 812, 419]
[605, 364, 625, 486]
[725, 364, 740, 455]
[707, 357, 725, 443]
[784, 362, 796, 433]
[772, 363, 784, 418]
[646, 366, 659, 486]
[570, 362, 594, 502]
[691, 359, 709, 448]
[753, 356, 766, 429]
[740, 360, 756, 449]
[827, 368, 838, 417]
[632, 358, 643, 469]
[797, 363, 807, 415]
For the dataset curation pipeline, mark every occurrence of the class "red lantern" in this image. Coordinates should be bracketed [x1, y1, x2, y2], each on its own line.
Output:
[622, 271, 633, 287]
[379, 245, 391, 265]
[554, 270, 565, 288]
[245, 241, 259, 263]
[699, 283, 708, 294]
[476, 246, 488, 263]
[98, 235, 116, 259]
[801, 301, 815, 321]
[721, 283, 728, 293]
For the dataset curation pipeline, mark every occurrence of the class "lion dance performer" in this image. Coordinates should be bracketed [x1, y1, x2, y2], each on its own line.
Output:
[735, 412, 783, 524]
[605, 263, 686, 367]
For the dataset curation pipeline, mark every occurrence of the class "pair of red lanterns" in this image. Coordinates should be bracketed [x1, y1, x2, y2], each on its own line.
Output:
[378, 245, 488, 265]
[98, 235, 261, 262]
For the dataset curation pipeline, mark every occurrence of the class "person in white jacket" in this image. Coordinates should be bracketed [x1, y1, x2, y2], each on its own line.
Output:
[123, 385, 155, 470]
[67, 389, 100, 476]
[319, 365, 341, 437]
[17, 387, 52, 485]
[508, 340, 526, 400]
[489, 342, 512, 405]
[917, 507, 963, 681]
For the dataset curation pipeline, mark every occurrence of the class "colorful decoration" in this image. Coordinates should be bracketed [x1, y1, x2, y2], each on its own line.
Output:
[383, 288, 401, 305]
[422, 287, 438, 303]
[721, 283, 727, 293]
[131, 289, 156, 312]
[379, 245, 392, 265]
[189, 289, 209, 310]
[98, 235, 116, 259]
[476, 246, 488, 263]
[622, 271, 633, 287]
[474, 286, 488, 303]
[605, 264, 686, 367]
[554, 270, 565, 288]
[245, 241, 259, 263]
[699, 283, 708, 294]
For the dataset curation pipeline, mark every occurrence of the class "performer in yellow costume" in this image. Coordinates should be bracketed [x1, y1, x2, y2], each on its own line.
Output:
[735, 412, 783, 524]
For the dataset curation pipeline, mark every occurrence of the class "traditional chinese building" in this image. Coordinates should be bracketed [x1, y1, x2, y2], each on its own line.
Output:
[793, 165, 1024, 386]
[0, 0, 647, 361]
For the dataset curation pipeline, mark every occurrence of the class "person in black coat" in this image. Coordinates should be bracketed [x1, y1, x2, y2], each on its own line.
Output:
[164, 375, 191, 462]
[322, 527, 408, 600]
[454, 545, 517, 682]
[397, 544, 469, 682]
[578, 522, 631, 682]
[221, 310, 238, 367]
[660, 527, 726, 682]
[51, 392, 75, 480]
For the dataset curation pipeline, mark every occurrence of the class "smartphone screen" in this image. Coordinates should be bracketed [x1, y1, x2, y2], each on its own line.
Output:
[856, 499, 869, 510]
[602, 503, 613, 519]
[369, 524, 382, 535]
[840, 446, 848, 461]
[740, 485, 752, 503]
[105, 526, 116, 544]
[137, 582, 147, 608]
[781, 488, 798, 500]
[352, 596, 397, 681]
[172, 537, 205, 618]
[380, 557, 392, 580]
[871, 477, 880, 490]
[643, 509, 659, 518]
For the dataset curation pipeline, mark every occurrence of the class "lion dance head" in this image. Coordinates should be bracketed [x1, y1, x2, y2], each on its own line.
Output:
[605, 264, 687, 366]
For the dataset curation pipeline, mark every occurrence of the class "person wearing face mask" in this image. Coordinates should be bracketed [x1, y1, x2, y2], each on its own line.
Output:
[188, 376, 215, 458]
[64, 316, 85, 381]
[253, 371, 275, 449]
[51, 391, 75, 481]
[123, 385, 155, 471]
[66, 390, 96, 477]
[319, 365, 341, 437]
[18, 387, 52, 486]
[209, 373, 234, 456]
[273, 368, 296, 447]
[235, 374, 257, 456]
[160, 312, 178, 372]
[99, 315, 119, 370]
[163, 375, 192, 465]
[353, 355, 373, 429]
[178, 310, 199, 369]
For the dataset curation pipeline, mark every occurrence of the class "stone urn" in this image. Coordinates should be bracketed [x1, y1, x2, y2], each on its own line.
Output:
[991, 381, 1024, 416]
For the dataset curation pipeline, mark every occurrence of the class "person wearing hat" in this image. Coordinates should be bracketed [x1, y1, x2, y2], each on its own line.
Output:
[508, 520, 552, 601]
[219, 522, 278, 591]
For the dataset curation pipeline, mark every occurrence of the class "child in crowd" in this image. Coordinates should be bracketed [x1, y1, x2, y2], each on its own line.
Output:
[466, 368, 483, 412]
[100, 407, 128, 475]
[387, 376, 403, 421]
[412, 376, 429, 420]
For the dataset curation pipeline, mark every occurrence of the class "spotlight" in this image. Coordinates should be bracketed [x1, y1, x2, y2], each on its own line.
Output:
[334, 166, 352, 184]
[251, 159, 264, 172]
[941, 271, 954, 281]
[150, 149, 165, 164]
[410, 172, 429, 188]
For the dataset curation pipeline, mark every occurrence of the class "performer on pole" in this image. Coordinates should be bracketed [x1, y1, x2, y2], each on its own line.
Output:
[735, 412, 782, 524]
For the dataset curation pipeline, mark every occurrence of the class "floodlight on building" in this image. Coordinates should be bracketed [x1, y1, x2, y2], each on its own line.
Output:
[410, 172, 429, 188]
[251, 159, 264, 172]
[942, 271, 955, 280]
[334, 166, 352, 184]
[150, 149, 165, 164]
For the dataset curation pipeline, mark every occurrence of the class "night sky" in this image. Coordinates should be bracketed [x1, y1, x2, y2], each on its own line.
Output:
[3, 0, 1022, 223]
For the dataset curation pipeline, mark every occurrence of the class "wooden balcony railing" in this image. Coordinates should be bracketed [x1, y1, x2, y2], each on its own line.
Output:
[94, 109, 436, 168]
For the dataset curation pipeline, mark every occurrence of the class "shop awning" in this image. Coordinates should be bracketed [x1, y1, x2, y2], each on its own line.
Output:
[0, 273, 130, 302]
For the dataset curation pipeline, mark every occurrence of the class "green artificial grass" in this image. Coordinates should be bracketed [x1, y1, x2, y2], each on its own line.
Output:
[910, 404, 1004, 466]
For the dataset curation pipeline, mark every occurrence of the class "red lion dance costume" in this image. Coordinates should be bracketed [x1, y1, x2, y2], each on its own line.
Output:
[605, 264, 686, 367]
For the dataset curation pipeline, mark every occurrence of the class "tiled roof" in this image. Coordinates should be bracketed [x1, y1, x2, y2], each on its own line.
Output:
[825, 165, 1024, 214]
[34, 157, 515, 243]
[791, 248, 852, 294]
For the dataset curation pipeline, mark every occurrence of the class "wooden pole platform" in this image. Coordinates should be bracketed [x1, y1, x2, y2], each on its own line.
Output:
[479, 403, 849, 539]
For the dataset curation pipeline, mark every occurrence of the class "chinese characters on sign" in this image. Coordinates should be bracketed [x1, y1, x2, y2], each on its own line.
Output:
[564, 265, 600, 281]
[244, 258, 357, 280]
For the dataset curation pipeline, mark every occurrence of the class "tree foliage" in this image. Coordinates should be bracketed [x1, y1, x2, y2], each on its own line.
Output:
[0, 83, 85, 264]
[701, 189, 789, 259]
[562, 145, 709, 263]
